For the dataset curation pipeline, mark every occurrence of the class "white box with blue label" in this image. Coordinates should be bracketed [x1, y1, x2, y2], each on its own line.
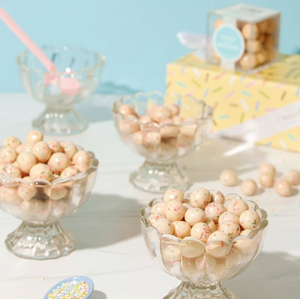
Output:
[206, 4, 281, 72]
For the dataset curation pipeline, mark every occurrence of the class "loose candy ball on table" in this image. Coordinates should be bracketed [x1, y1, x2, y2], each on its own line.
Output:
[220, 170, 238, 186]
[185, 208, 206, 227]
[259, 174, 274, 188]
[163, 189, 184, 203]
[239, 210, 261, 230]
[190, 222, 210, 242]
[0, 146, 17, 165]
[26, 130, 43, 144]
[152, 218, 173, 234]
[259, 163, 276, 177]
[190, 188, 211, 209]
[241, 179, 257, 196]
[285, 170, 300, 186]
[32, 141, 51, 163]
[166, 200, 185, 222]
[226, 198, 248, 216]
[16, 151, 37, 174]
[47, 140, 63, 153]
[205, 203, 226, 223]
[2, 164, 22, 178]
[30, 163, 53, 181]
[172, 221, 191, 239]
[275, 179, 292, 197]
[3, 136, 21, 149]
[48, 153, 71, 174]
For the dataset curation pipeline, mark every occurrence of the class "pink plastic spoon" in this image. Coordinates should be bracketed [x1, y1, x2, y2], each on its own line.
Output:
[0, 8, 81, 95]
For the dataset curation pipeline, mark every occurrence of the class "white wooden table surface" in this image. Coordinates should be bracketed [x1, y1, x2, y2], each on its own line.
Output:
[0, 94, 299, 299]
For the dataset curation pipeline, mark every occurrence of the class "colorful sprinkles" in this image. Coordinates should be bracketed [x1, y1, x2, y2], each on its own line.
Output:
[48, 281, 89, 299]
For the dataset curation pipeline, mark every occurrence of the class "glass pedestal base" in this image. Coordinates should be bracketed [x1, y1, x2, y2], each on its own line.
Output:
[32, 106, 88, 135]
[130, 160, 192, 193]
[5, 221, 76, 260]
[164, 282, 238, 299]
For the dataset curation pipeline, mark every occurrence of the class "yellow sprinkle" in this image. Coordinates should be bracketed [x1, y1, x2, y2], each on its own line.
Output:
[254, 198, 258, 202]
[270, 208, 274, 212]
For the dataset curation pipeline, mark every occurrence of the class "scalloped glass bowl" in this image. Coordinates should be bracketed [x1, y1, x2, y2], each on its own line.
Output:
[140, 193, 268, 299]
[17, 46, 105, 135]
[0, 152, 99, 260]
[112, 92, 213, 193]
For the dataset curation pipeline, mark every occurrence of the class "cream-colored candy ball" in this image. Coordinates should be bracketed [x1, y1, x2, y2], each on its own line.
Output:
[152, 218, 173, 235]
[190, 188, 211, 209]
[196, 253, 216, 271]
[143, 131, 161, 146]
[226, 198, 248, 216]
[139, 115, 152, 124]
[246, 40, 262, 53]
[241, 179, 257, 196]
[0, 163, 5, 172]
[3, 136, 21, 149]
[206, 231, 231, 257]
[210, 190, 225, 204]
[0, 186, 22, 204]
[48, 153, 71, 173]
[172, 116, 183, 125]
[190, 222, 210, 242]
[45, 186, 68, 200]
[32, 141, 51, 163]
[285, 170, 300, 186]
[259, 174, 274, 188]
[214, 19, 223, 30]
[256, 50, 268, 65]
[160, 119, 179, 138]
[73, 150, 90, 165]
[148, 213, 165, 225]
[166, 200, 185, 222]
[242, 23, 260, 39]
[2, 164, 22, 178]
[172, 221, 191, 239]
[206, 217, 217, 233]
[47, 140, 63, 153]
[16, 143, 33, 154]
[60, 166, 80, 179]
[275, 179, 293, 197]
[0, 146, 17, 165]
[16, 151, 37, 174]
[257, 20, 268, 33]
[181, 238, 205, 258]
[21, 198, 48, 213]
[162, 244, 181, 261]
[226, 249, 241, 269]
[220, 169, 238, 186]
[205, 202, 226, 224]
[259, 163, 276, 176]
[119, 104, 135, 115]
[166, 103, 180, 116]
[233, 229, 256, 253]
[17, 184, 37, 201]
[218, 221, 241, 240]
[218, 212, 239, 226]
[118, 118, 140, 134]
[163, 189, 184, 203]
[74, 164, 88, 173]
[30, 163, 53, 181]
[185, 208, 206, 227]
[149, 105, 172, 123]
[265, 18, 276, 34]
[264, 35, 275, 50]
[151, 202, 167, 215]
[239, 210, 261, 230]
[63, 143, 78, 160]
[180, 118, 197, 137]
[132, 131, 143, 145]
[26, 130, 43, 144]
[239, 53, 257, 70]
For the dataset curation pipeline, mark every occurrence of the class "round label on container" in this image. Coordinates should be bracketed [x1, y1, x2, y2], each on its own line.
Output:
[213, 25, 245, 62]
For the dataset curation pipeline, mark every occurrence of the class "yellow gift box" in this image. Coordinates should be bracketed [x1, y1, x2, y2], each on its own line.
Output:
[166, 53, 300, 152]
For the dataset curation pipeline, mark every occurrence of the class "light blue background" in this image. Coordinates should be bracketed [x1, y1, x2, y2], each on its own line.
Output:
[0, 0, 299, 94]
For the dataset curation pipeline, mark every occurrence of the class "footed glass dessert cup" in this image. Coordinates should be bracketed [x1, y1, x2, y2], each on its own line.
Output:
[0, 151, 98, 260]
[141, 194, 268, 299]
[112, 92, 213, 193]
[17, 46, 105, 135]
